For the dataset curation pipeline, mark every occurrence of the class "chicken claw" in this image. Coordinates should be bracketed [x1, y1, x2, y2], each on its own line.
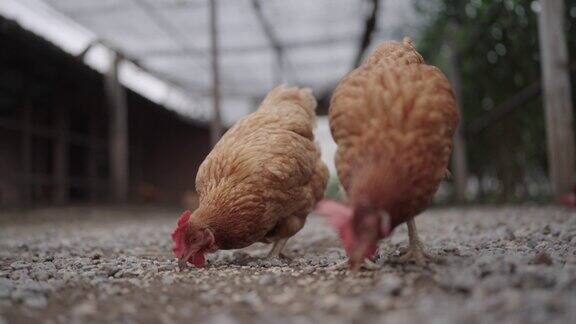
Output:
[397, 218, 434, 265]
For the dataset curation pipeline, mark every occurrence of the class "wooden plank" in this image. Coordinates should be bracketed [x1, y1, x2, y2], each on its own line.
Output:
[209, 0, 223, 147]
[105, 52, 129, 202]
[537, 0, 575, 196]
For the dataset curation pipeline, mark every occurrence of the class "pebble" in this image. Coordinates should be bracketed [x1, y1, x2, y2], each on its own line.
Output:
[161, 276, 175, 285]
[531, 252, 553, 266]
[10, 261, 30, 270]
[258, 274, 276, 285]
[24, 295, 47, 308]
[379, 274, 403, 295]
[71, 301, 97, 317]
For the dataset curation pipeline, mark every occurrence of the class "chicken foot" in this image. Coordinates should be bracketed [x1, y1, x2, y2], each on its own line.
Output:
[398, 218, 433, 265]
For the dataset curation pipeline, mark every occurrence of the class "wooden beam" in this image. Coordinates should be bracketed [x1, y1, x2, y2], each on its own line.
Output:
[352, 0, 380, 68]
[467, 64, 576, 136]
[209, 0, 223, 147]
[138, 35, 357, 58]
[537, 0, 575, 196]
[251, 0, 285, 84]
[105, 52, 129, 202]
[53, 102, 69, 204]
[447, 25, 468, 202]
[132, 0, 207, 72]
[467, 81, 541, 136]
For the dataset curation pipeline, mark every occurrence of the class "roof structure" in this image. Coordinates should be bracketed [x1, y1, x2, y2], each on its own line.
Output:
[6, 0, 418, 124]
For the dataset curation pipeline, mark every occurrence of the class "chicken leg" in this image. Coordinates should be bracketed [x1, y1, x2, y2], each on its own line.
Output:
[266, 238, 289, 260]
[398, 218, 431, 265]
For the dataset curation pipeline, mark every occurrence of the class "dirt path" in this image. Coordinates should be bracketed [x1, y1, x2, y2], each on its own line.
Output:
[1, 205, 575, 323]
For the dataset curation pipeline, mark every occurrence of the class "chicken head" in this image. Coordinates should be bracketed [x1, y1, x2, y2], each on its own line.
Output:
[316, 200, 391, 270]
[171, 210, 216, 269]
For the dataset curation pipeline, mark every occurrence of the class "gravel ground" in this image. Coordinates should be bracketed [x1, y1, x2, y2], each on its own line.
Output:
[1, 205, 576, 324]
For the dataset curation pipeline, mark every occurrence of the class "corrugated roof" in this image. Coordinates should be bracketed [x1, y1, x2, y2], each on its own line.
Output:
[10, 0, 418, 124]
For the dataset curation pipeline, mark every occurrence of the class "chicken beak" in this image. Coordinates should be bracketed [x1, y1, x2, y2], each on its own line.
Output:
[177, 249, 195, 271]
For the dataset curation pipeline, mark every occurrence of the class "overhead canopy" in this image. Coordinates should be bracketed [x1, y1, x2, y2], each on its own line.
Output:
[26, 0, 418, 123]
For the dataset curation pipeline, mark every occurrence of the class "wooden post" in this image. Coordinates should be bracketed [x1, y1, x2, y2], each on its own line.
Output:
[53, 102, 69, 204]
[272, 55, 283, 86]
[21, 102, 31, 205]
[209, 0, 223, 147]
[537, 0, 575, 196]
[447, 27, 468, 202]
[105, 52, 129, 202]
[88, 106, 99, 202]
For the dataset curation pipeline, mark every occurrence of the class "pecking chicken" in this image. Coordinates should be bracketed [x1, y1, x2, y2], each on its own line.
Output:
[317, 38, 459, 269]
[172, 85, 328, 269]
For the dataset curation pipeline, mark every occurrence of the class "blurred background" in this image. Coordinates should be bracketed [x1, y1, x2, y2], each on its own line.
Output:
[0, 0, 574, 208]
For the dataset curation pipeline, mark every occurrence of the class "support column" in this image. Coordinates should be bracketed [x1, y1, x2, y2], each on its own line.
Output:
[537, 0, 575, 196]
[105, 52, 129, 202]
[21, 103, 31, 205]
[53, 102, 68, 204]
[88, 106, 99, 202]
[209, 0, 223, 147]
[447, 28, 468, 202]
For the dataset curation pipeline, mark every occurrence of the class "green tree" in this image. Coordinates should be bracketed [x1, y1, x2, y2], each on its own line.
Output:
[414, 0, 576, 202]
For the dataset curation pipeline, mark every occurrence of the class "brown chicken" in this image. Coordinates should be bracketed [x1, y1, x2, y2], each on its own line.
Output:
[317, 38, 459, 269]
[172, 85, 328, 268]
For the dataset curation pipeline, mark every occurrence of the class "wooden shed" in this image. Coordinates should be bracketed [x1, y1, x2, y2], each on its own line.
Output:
[0, 16, 210, 206]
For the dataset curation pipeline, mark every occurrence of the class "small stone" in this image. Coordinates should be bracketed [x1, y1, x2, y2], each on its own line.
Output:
[531, 252, 553, 266]
[72, 300, 97, 316]
[0, 288, 11, 299]
[90, 252, 102, 260]
[122, 302, 137, 315]
[258, 274, 276, 285]
[33, 271, 50, 282]
[24, 295, 47, 308]
[379, 274, 403, 295]
[161, 276, 175, 285]
[43, 256, 54, 262]
[10, 261, 30, 270]
[159, 294, 169, 304]
[158, 264, 176, 272]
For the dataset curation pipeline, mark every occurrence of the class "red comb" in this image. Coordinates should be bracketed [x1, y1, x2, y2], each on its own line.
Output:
[172, 210, 192, 257]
